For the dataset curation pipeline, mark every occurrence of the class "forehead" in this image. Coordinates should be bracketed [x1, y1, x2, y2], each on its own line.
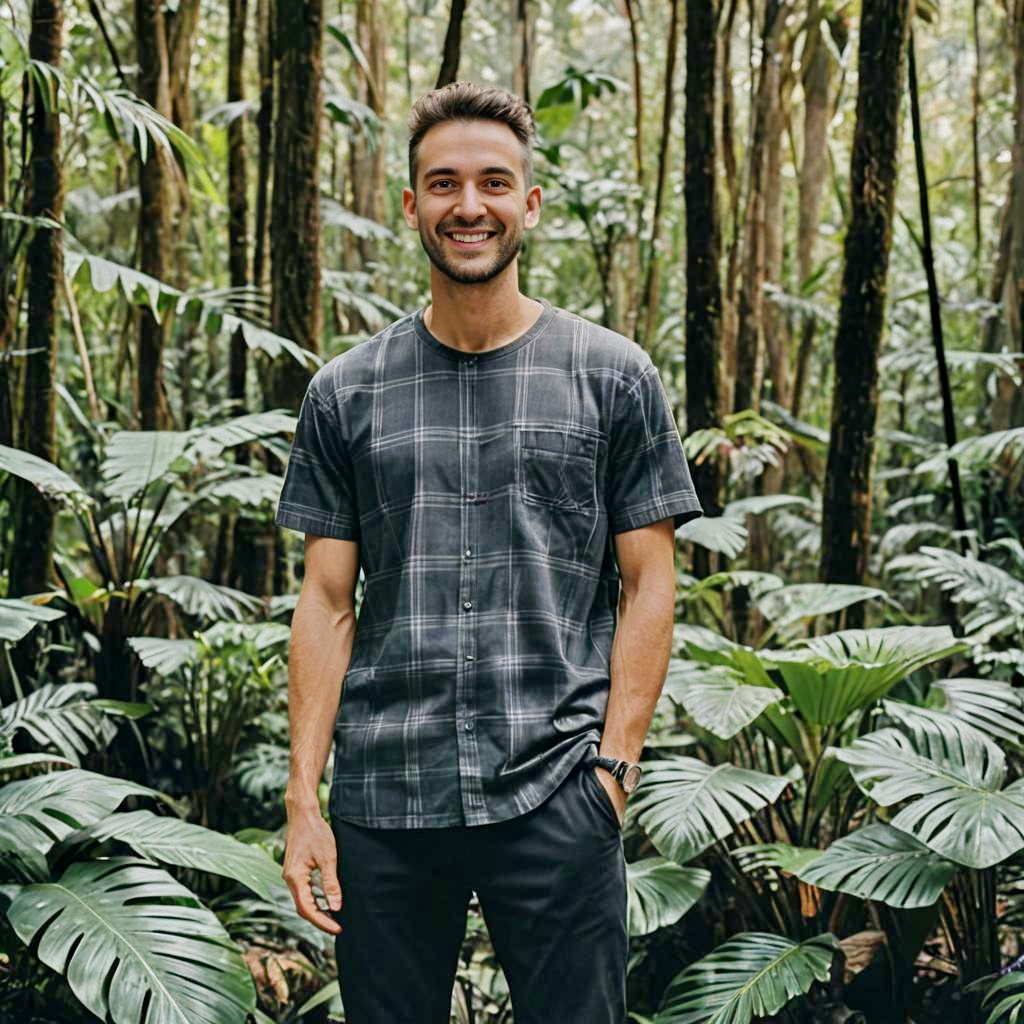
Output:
[416, 119, 525, 179]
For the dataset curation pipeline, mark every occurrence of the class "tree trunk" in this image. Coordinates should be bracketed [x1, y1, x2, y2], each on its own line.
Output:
[11, 0, 63, 597]
[135, 0, 174, 429]
[436, 0, 466, 88]
[791, 4, 831, 420]
[512, 0, 534, 103]
[228, 0, 250, 410]
[253, 0, 273, 293]
[268, 0, 323, 410]
[733, 0, 786, 414]
[685, 0, 724, 578]
[819, 0, 911, 597]
[638, 0, 681, 350]
[992, 0, 1024, 430]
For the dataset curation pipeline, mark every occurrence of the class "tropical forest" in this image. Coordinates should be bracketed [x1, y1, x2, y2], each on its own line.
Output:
[1, 0, 1023, 1020]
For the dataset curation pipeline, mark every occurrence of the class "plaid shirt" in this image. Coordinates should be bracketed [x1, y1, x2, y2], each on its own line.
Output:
[275, 298, 703, 828]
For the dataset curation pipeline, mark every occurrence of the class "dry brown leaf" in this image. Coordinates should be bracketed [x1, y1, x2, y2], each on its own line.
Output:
[839, 930, 887, 984]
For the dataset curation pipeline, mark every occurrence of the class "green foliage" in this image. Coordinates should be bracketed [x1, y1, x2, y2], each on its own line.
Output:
[653, 932, 838, 1024]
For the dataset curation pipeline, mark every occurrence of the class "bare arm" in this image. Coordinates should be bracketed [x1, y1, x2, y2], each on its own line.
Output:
[281, 533, 360, 934]
[595, 517, 677, 821]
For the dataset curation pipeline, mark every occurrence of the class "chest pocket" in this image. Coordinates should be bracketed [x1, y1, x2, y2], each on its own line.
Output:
[516, 425, 601, 513]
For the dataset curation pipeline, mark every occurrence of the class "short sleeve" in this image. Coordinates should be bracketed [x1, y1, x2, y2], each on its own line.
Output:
[274, 380, 360, 541]
[606, 363, 704, 534]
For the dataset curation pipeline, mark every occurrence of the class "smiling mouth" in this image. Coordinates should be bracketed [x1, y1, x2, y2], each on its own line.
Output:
[444, 229, 498, 248]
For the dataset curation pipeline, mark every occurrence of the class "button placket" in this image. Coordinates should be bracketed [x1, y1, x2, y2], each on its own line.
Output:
[456, 357, 482, 810]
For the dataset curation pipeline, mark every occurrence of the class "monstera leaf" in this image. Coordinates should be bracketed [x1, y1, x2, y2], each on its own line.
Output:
[834, 724, 1024, 869]
[0, 768, 163, 854]
[630, 758, 790, 864]
[796, 824, 957, 909]
[52, 810, 285, 903]
[933, 678, 1024, 748]
[0, 444, 89, 505]
[675, 664, 783, 739]
[6, 857, 256, 1024]
[654, 931, 838, 1024]
[627, 856, 710, 937]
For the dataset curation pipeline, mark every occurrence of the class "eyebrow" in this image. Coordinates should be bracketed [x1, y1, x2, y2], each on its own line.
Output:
[423, 166, 518, 181]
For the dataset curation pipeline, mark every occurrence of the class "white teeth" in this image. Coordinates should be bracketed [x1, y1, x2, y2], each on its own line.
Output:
[450, 232, 491, 242]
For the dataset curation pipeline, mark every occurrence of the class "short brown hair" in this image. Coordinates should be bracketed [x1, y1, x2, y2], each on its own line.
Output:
[407, 81, 537, 188]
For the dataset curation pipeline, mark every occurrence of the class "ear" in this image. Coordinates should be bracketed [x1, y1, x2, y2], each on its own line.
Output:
[401, 187, 418, 229]
[524, 184, 542, 230]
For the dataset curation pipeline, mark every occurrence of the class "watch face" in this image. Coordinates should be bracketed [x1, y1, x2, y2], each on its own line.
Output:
[622, 765, 642, 793]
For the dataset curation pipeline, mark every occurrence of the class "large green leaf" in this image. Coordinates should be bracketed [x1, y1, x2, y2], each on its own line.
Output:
[654, 931, 837, 1024]
[54, 809, 287, 903]
[100, 411, 296, 501]
[933, 678, 1024, 748]
[888, 547, 1024, 643]
[7, 857, 256, 1024]
[731, 843, 823, 878]
[0, 768, 162, 853]
[835, 726, 1024, 869]
[630, 758, 790, 864]
[755, 583, 887, 631]
[134, 575, 262, 621]
[0, 444, 89, 504]
[128, 636, 200, 674]
[0, 598, 65, 644]
[796, 824, 956, 909]
[677, 515, 748, 557]
[627, 856, 710, 937]
[0, 682, 115, 764]
[772, 625, 965, 725]
[676, 664, 783, 739]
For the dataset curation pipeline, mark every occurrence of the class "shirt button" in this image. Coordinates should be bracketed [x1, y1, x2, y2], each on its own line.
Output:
[464, 547, 472, 558]
[465, 653, 475, 661]
[463, 600, 473, 610]
[464, 720, 474, 731]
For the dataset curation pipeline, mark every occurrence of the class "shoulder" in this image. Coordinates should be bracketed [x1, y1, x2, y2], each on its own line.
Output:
[306, 310, 417, 408]
[547, 305, 654, 389]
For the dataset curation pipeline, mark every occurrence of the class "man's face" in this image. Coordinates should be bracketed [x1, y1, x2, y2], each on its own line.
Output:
[402, 119, 542, 286]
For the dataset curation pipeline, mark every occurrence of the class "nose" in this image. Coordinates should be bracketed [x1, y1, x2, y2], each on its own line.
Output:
[454, 182, 485, 220]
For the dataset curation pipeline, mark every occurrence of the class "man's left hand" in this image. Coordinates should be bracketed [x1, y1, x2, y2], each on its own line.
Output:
[594, 764, 627, 827]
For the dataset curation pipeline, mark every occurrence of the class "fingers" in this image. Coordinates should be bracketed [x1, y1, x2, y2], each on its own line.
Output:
[282, 829, 344, 936]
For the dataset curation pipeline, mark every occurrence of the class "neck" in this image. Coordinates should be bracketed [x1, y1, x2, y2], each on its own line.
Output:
[423, 262, 542, 353]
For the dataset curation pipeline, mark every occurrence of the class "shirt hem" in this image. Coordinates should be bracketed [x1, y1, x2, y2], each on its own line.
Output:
[328, 741, 599, 829]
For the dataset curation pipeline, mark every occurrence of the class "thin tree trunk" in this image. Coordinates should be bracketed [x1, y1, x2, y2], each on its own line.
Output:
[621, 0, 643, 340]
[733, 0, 785, 413]
[512, 0, 534, 103]
[718, 0, 741, 411]
[228, 0, 250, 410]
[11, 0, 63, 597]
[135, 0, 174, 429]
[907, 29, 969, 552]
[686, 0, 724, 580]
[992, 0, 1024, 429]
[254, 0, 273, 292]
[639, 0, 681, 350]
[819, 0, 911, 598]
[436, 0, 466, 88]
[791, 4, 831, 419]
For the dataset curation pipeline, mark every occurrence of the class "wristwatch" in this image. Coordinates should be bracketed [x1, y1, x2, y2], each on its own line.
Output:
[594, 756, 643, 794]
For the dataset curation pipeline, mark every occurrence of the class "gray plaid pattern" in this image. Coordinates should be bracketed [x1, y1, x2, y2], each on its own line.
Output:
[275, 298, 703, 827]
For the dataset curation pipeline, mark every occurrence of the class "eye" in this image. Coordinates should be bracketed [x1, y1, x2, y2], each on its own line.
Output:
[430, 179, 455, 190]
[486, 179, 509, 189]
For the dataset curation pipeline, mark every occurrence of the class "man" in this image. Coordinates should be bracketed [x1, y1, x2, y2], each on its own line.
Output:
[275, 81, 703, 1024]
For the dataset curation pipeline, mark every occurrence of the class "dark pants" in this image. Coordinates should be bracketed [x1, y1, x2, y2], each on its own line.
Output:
[328, 751, 628, 1023]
